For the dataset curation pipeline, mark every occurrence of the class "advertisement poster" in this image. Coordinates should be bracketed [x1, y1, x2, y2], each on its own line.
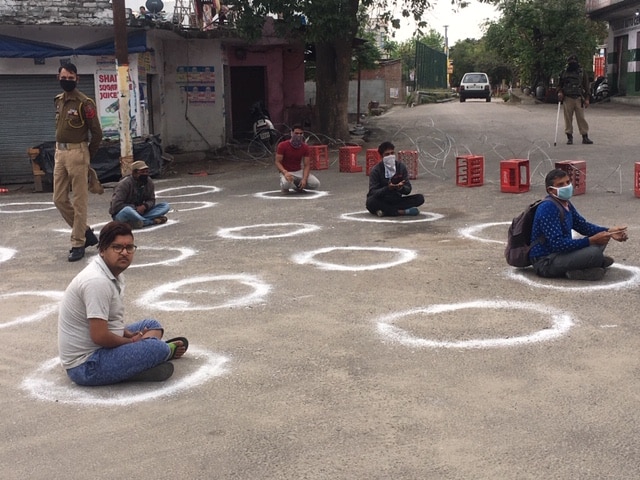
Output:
[176, 65, 216, 104]
[95, 69, 140, 139]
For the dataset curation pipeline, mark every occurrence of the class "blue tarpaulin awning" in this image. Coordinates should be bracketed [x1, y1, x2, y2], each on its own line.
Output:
[0, 30, 148, 58]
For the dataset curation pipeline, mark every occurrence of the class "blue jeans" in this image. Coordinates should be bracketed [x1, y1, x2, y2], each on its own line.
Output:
[113, 203, 170, 227]
[66, 319, 172, 386]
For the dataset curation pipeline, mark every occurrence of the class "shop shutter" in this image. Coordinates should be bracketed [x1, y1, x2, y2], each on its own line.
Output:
[0, 75, 95, 184]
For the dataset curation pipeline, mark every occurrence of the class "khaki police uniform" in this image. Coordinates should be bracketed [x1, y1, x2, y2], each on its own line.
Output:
[558, 67, 590, 136]
[53, 89, 103, 248]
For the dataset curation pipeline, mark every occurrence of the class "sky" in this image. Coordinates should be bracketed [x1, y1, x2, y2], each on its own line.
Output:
[125, 1, 500, 46]
[393, 2, 501, 46]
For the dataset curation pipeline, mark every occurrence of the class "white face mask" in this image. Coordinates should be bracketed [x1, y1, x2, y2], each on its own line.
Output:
[382, 154, 396, 178]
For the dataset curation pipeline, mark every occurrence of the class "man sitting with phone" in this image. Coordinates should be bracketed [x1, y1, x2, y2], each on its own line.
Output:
[529, 168, 628, 281]
[366, 141, 424, 217]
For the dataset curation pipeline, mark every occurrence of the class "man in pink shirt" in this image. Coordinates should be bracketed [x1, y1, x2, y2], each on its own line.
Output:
[274, 124, 320, 194]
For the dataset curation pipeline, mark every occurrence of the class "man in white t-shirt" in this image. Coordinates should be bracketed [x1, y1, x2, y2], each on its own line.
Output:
[58, 221, 189, 385]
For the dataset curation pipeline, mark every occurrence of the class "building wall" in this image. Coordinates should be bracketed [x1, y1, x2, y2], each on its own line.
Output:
[0, 0, 113, 25]
[160, 37, 226, 150]
[304, 60, 404, 118]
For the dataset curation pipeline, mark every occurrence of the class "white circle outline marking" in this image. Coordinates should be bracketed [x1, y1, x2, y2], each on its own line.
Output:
[128, 246, 197, 268]
[293, 246, 417, 271]
[254, 190, 329, 200]
[506, 264, 640, 292]
[217, 222, 321, 240]
[21, 346, 229, 406]
[0, 291, 64, 329]
[340, 210, 444, 223]
[0, 247, 17, 263]
[376, 300, 575, 349]
[137, 274, 271, 311]
[0, 202, 57, 213]
[170, 201, 218, 212]
[458, 222, 510, 244]
[156, 185, 221, 198]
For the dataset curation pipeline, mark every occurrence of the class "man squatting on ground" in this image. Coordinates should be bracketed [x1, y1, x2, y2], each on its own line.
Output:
[529, 169, 628, 281]
[275, 124, 320, 194]
[53, 62, 104, 262]
[58, 221, 188, 385]
[557, 54, 593, 145]
[366, 141, 424, 217]
[109, 160, 170, 229]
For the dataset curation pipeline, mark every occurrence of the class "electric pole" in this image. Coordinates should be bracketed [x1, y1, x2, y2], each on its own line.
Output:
[111, 0, 134, 175]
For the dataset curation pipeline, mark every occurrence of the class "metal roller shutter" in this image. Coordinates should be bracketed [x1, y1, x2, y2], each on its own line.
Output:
[0, 75, 95, 184]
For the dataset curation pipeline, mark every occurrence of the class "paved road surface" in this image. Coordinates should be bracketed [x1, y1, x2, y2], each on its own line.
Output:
[1, 99, 639, 479]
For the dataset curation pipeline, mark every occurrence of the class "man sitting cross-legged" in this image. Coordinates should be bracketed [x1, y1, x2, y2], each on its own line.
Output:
[58, 221, 188, 385]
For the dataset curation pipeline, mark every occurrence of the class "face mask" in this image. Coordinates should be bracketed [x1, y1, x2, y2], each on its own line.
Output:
[137, 174, 149, 185]
[552, 184, 573, 201]
[382, 154, 396, 178]
[60, 79, 77, 92]
[567, 62, 579, 72]
[290, 133, 303, 148]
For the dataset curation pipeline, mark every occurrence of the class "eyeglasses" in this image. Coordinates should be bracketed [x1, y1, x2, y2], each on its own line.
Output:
[110, 244, 137, 254]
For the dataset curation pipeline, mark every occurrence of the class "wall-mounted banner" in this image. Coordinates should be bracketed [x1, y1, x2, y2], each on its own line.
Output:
[176, 66, 216, 104]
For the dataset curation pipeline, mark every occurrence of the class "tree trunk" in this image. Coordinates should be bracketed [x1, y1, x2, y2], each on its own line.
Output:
[315, 39, 353, 141]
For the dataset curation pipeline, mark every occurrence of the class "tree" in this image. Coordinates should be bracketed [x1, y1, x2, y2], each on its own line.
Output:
[484, 0, 607, 89]
[449, 38, 512, 88]
[229, 0, 441, 140]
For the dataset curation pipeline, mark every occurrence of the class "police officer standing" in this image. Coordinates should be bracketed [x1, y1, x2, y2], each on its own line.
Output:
[557, 54, 593, 145]
[53, 63, 103, 262]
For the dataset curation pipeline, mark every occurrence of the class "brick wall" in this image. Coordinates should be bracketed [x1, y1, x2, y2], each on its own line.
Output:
[0, 0, 114, 26]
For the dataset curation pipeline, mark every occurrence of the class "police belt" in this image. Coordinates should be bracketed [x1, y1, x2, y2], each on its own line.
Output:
[56, 142, 86, 150]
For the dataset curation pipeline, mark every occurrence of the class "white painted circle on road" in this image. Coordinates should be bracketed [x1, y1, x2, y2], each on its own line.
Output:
[218, 223, 321, 240]
[0, 247, 16, 263]
[458, 222, 509, 244]
[137, 274, 271, 311]
[506, 264, 640, 291]
[254, 190, 329, 200]
[293, 246, 417, 271]
[340, 210, 444, 223]
[0, 291, 64, 329]
[22, 346, 229, 406]
[170, 201, 218, 211]
[128, 246, 197, 268]
[376, 300, 575, 349]
[156, 185, 221, 198]
[0, 202, 56, 213]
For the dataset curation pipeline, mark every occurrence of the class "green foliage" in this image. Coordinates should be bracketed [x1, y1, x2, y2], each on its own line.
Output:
[226, 0, 471, 138]
[484, 0, 607, 88]
[449, 37, 511, 87]
[417, 29, 445, 51]
[353, 31, 384, 71]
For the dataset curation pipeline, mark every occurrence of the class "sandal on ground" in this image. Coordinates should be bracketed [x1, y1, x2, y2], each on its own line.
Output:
[166, 337, 189, 360]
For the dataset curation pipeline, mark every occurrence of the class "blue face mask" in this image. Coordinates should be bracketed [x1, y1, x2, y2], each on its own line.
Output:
[553, 184, 573, 201]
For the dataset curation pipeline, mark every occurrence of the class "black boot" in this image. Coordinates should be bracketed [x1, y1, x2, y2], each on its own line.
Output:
[582, 134, 593, 144]
[566, 134, 573, 145]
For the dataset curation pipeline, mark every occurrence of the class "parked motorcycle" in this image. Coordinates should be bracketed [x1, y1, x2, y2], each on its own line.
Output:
[591, 76, 609, 102]
[250, 101, 277, 146]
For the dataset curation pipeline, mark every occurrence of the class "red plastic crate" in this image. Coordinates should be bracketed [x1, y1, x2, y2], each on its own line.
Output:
[500, 159, 530, 193]
[456, 155, 484, 187]
[365, 149, 381, 175]
[555, 160, 586, 195]
[398, 150, 419, 179]
[309, 145, 329, 170]
[339, 146, 363, 173]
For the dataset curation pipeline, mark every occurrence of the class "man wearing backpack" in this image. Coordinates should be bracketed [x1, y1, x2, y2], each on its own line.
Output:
[529, 169, 628, 281]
